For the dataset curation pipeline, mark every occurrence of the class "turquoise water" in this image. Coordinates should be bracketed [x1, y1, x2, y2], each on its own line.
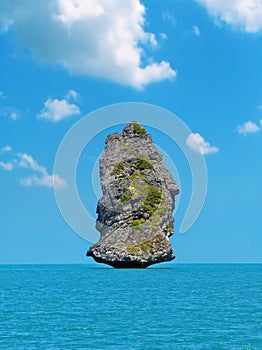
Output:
[0, 264, 261, 349]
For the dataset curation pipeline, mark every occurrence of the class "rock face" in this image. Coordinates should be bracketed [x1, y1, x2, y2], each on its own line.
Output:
[87, 122, 179, 268]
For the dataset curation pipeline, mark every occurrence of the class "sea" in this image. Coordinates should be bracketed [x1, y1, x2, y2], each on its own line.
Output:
[0, 264, 261, 350]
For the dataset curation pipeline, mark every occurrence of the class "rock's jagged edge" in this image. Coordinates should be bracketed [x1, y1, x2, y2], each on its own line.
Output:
[87, 122, 179, 268]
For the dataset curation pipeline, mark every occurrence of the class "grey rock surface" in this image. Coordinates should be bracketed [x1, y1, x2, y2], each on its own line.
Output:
[87, 122, 179, 268]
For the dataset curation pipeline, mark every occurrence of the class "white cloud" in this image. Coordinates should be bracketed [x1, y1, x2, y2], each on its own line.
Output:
[17, 153, 67, 189]
[37, 97, 80, 122]
[16, 153, 47, 173]
[160, 32, 168, 40]
[193, 25, 201, 36]
[162, 12, 177, 26]
[16, 153, 67, 189]
[0, 107, 19, 120]
[0, 161, 14, 171]
[20, 174, 67, 190]
[0, 0, 176, 89]
[1, 145, 12, 152]
[56, 0, 105, 24]
[186, 132, 219, 155]
[0, 148, 67, 189]
[196, 0, 262, 33]
[0, 146, 14, 170]
[237, 121, 260, 134]
[0, 91, 6, 100]
[9, 112, 18, 120]
[66, 89, 80, 102]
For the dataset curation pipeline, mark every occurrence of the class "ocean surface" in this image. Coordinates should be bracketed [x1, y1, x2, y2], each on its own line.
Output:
[0, 264, 261, 350]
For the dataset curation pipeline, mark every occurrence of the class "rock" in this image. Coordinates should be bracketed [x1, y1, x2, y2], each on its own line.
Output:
[87, 122, 179, 268]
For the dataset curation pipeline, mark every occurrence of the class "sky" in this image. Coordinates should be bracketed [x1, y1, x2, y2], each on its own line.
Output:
[0, 0, 262, 264]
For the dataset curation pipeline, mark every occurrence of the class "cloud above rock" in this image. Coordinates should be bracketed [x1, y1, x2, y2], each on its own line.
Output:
[0, 0, 176, 89]
[186, 132, 219, 155]
[37, 91, 81, 122]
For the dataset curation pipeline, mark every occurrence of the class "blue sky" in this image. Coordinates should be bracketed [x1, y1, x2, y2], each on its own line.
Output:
[0, 0, 262, 264]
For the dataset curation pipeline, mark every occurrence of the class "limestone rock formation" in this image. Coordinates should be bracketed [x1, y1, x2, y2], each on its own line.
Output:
[87, 122, 179, 268]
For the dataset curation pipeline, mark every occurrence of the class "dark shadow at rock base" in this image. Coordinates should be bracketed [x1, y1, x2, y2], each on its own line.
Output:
[87, 250, 175, 269]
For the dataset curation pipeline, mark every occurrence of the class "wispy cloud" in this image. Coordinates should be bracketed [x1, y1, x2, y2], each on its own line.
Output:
[186, 132, 219, 155]
[0, 145, 12, 152]
[159, 32, 168, 40]
[0, 148, 66, 190]
[0, 91, 6, 100]
[237, 121, 260, 135]
[16, 153, 67, 189]
[0, 161, 14, 171]
[20, 173, 67, 190]
[66, 89, 80, 102]
[9, 111, 18, 120]
[162, 12, 177, 26]
[0, 145, 14, 170]
[0, 0, 176, 89]
[37, 91, 81, 122]
[16, 153, 47, 173]
[0, 107, 19, 120]
[193, 25, 200, 36]
[196, 0, 262, 33]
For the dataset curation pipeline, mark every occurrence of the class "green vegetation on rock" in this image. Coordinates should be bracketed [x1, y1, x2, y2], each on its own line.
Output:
[134, 157, 153, 171]
[120, 192, 132, 203]
[127, 236, 164, 255]
[133, 122, 147, 138]
[111, 162, 125, 175]
[142, 185, 162, 216]
[127, 246, 140, 254]
[131, 218, 145, 227]
[112, 157, 162, 220]
[130, 169, 145, 182]
[127, 185, 139, 198]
